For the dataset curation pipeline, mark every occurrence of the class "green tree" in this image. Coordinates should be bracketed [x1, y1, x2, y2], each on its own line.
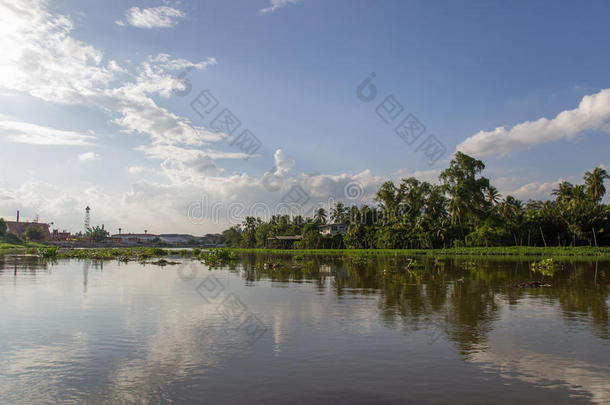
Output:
[222, 226, 242, 247]
[314, 207, 327, 224]
[584, 167, 609, 203]
[255, 222, 273, 247]
[375, 181, 405, 221]
[330, 201, 347, 223]
[439, 152, 490, 235]
[25, 226, 45, 241]
[498, 195, 524, 245]
[485, 186, 502, 206]
[298, 223, 322, 248]
[241, 216, 261, 248]
[86, 225, 109, 242]
[0, 218, 6, 236]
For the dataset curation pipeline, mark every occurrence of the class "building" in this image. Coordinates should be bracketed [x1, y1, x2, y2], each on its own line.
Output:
[319, 223, 348, 236]
[52, 229, 72, 241]
[200, 233, 222, 246]
[5, 220, 51, 240]
[158, 234, 196, 245]
[110, 233, 157, 245]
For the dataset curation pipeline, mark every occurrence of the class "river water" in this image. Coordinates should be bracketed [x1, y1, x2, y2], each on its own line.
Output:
[1, 253, 609, 404]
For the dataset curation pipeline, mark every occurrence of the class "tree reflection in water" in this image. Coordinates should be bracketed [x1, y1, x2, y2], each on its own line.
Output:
[233, 253, 610, 352]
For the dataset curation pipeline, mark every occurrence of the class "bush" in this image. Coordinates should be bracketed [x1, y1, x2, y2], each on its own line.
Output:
[1, 233, 24, 245]
[150, 247, 168, 256]
[38, 246, 59, 258]
[465, 224, 511, 247]
[25, 227, 45, 241]
[199, 248, 238, 267]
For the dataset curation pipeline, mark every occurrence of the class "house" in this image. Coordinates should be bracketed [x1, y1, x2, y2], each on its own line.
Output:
[52, 229, 72, 241]
[5, 221, 51, 240]
[110, 233, 157, 245]
[266, 235, 302, 249]
[319, 223, 348, 236]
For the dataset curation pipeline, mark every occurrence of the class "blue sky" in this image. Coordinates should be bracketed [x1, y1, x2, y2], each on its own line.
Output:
[0, 0, 608, 234]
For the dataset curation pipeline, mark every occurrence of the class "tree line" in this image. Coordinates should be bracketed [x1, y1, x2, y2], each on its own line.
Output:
[221, 152, 609, 249]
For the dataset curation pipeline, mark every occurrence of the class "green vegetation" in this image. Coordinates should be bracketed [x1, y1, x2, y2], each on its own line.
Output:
[25, 226, 45, 241]
[198, 248, 238, 267]
[231, 246, 610, 257]
[0, 232, 45, 252]
[38, 246, 60, 259]
[220, 153, 609, 250]
[86, 225, 109, 242]
[55, 247, 170, 261]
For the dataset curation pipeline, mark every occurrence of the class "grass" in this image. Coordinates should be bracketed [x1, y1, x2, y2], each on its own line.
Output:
[230, 246, 610, 257]
[0, 235, 46, 253]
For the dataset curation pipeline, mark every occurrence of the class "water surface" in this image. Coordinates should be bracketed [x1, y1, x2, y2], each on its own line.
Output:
[1, 253, 609, 404]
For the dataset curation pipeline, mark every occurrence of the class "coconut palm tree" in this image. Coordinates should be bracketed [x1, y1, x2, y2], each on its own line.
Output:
[584, 167, 609, 203]
[485, 186, 502, 206]
[330, 202, 347, 223]
[314, 207, 327, 224]
[552, 181, 575, 202]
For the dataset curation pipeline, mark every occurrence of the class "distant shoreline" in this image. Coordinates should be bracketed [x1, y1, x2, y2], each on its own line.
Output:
[2, 244, 609, 259]
[230, 246, 610, 257]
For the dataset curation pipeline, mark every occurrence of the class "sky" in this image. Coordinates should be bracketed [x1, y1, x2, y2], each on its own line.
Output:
[0, 0, 609, 235]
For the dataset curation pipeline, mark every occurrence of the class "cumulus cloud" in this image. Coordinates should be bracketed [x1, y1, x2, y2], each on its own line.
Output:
[117, 6, 185, 28]
[0, 0, 231, 174]
[127, 166, 146, 175]
[0, 119, 95, 145]
[259, 0, 303, 15]
[0, 181, 115, 231]
[503, 179, 561, 201]
[78, 152, 100, 162]
[457, 88, 610, 157]
[273, 149, 295, 175]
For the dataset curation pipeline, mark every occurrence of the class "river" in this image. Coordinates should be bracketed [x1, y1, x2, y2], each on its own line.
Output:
[1, 253, 609, 404]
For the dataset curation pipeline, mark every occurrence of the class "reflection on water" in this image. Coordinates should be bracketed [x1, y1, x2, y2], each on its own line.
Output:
[0, 253, 609, 404]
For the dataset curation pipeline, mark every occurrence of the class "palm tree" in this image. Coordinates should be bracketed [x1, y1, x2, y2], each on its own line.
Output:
[552, 181, 574, 202]
[330, 202, 347, 223]
[485, 186, 501, 206]
[584, 167, 609, 203]
[314, 207, 327, 224]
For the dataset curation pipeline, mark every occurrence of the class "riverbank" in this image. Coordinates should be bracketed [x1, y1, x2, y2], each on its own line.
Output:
[3, 245, 609, 261]
[231, 246, 610, 257]
[0, 242, 45, 253]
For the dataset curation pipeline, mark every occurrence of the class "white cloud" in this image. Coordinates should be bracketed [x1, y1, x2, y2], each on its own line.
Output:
[259, 0, 303, 15]
[117, 6, 185, 28]
[457, 88, 610, 157]
[273, 149, 295, 175]
[127, 166, 146, 175]
[78, 152, 100, 162]
[503, 179, 561, 201]
[0, 181, 114, 232]
[0, 0, 230, 177]
[0, 119, 95, 145]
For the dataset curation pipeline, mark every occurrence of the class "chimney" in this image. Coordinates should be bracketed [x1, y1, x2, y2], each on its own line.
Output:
[16, 210, 19, 223]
